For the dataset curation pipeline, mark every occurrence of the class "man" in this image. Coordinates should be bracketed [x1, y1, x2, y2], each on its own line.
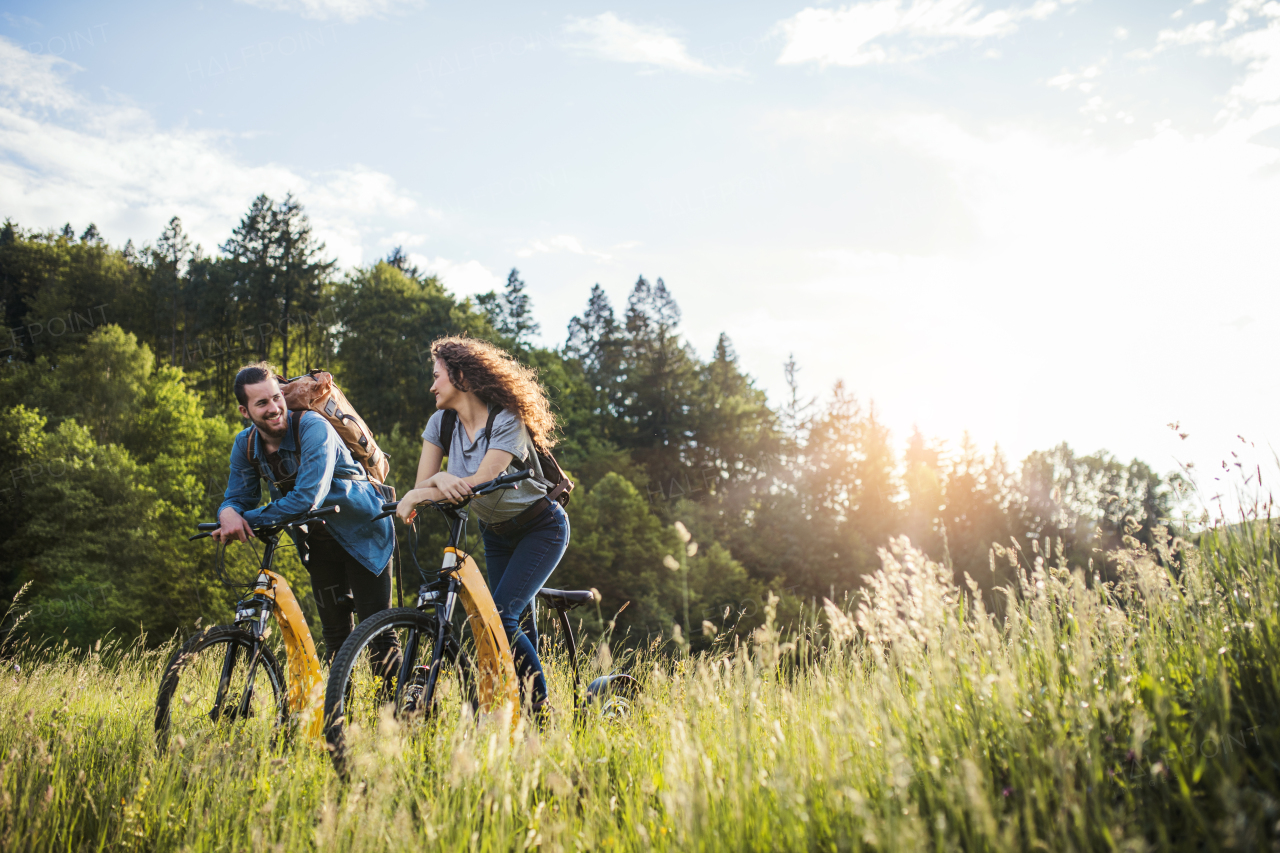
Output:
[216, 362, 396, 665]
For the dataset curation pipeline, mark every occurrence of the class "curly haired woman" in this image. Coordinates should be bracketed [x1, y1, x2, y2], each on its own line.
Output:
[396, 336, 567, 718]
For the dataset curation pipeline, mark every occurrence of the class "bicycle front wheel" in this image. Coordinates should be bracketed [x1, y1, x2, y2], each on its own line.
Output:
[155, 625, 287, 751]
[324, 607, 476, 778]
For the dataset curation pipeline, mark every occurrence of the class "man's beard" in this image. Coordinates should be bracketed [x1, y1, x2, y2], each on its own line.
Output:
[252, 410, 289, 439]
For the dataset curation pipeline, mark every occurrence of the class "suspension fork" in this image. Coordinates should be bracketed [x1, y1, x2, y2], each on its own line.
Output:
[211, 642, 239, 722]
[235, 608, 271, 720]
[409, 577, 459, 717]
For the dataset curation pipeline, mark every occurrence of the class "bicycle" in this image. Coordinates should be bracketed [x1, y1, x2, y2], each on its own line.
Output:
[323, 469, 638, 778]
[154, 505, 338, 750]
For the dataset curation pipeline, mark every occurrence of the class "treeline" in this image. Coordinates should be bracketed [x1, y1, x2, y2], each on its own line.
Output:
[0, 197, 1186, 651]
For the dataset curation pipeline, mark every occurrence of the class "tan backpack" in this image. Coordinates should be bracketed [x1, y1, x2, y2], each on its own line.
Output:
[257, 369, 390, 484]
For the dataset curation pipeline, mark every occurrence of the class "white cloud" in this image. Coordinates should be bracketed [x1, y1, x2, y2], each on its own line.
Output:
[0, 42, 79, 109]
[1149, 2, 1280, 115]
[564, 13, 743, 76]
[515, 234, 612, 260]
[1047, 60, 1103, 92]
[410, 255, 504, 298]
[775, 0, 1076, 67]
[233, 0, 422, 23]
[0, 36, 418, 266]
[1157, 20, 1221, 47]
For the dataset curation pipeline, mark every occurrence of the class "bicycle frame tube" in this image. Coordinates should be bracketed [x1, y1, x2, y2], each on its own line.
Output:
[256, 569, 324, 738]
[444, 547, 519, 721]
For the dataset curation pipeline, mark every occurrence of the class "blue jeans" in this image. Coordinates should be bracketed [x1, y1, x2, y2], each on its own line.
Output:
[481, 500, 569, 706]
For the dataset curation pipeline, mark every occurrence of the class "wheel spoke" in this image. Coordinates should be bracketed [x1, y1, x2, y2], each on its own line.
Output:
[156, 628, 286, 750]
[325, 608, 476, 777]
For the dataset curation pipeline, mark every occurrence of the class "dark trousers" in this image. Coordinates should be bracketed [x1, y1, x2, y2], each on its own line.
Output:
[481, 501, 570, 706]
[305, 534, 397, 669]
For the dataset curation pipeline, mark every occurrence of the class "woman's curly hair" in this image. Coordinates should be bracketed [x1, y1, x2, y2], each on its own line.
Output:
[430, 336, 557, 448]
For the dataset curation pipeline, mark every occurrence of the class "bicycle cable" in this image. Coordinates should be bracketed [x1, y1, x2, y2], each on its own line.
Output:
[213, 537, 261, 590]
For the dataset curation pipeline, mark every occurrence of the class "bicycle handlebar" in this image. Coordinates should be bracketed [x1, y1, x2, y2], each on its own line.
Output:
[189, 505, 340, 541]
[373, 469, 534, 520]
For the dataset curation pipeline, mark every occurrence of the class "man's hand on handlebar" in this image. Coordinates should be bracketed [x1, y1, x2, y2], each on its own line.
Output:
[212, 507, 255, 543]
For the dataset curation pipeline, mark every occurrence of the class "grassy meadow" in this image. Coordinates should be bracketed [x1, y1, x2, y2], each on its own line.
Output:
[1, 521, 1279, 852]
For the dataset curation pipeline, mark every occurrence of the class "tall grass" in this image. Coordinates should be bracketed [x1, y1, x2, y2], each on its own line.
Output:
[1, 520, 1278, 851]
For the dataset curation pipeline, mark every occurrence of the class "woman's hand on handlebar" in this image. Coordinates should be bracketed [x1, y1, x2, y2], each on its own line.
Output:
[430, 472, 473, 503]
[212, 507, 255, 543]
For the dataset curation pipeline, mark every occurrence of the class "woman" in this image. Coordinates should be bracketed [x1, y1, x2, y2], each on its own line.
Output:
[396, 336, 568, 717]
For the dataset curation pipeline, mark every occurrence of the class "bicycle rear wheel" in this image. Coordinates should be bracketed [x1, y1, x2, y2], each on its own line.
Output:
[324, 607, 476, 778]
[155, 625, 287, 751]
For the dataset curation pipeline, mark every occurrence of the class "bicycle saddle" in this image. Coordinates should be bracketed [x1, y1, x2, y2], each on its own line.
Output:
[536, 588, 596, 611]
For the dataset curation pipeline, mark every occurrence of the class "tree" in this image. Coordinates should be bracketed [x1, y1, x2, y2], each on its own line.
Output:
[565, 284, 624, 417]
[384, 246, 423, 281]
[478, 268, 540, 351]
[617, 276, 700, 490]
[330, 261, 491, 435]
[153, 216, 192, 367]
[554, 473, 684, 637]
[1016, 443, 1180, 575]
[220, 194, 335, 377]
[688, 333, 778, 491]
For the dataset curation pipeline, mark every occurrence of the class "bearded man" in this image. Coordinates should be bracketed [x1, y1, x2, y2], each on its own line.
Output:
[215, 362, 397, 665]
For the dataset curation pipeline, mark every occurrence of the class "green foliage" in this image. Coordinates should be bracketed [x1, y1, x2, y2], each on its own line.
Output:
[0, 325, 312, 646]
[220, 194, 336, 378]
[0, 204, 1188, 653]
[330, 261, 491, 435]
[556, 473, 684, 636]
[476, 267, 540, 352]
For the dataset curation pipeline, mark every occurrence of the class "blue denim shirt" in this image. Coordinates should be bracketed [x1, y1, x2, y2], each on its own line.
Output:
[218, 412, 394, 576]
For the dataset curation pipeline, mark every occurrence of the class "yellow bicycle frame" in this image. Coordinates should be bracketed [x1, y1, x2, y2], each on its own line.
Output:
[444, 547, 520, 723]
[257, 570, 324, 738]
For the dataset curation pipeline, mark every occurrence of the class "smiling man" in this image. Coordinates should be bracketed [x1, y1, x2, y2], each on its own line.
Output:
[216, 361, 397, 666]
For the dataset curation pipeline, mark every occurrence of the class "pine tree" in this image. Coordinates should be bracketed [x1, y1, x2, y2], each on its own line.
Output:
[385, 246, 422, 280]
[221, 194, 334, 376]
[155, 217, 192, 367]
[566, 284, 623, 414]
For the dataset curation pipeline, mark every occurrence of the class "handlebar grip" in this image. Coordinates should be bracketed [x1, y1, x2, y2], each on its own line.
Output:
[475, 469, 534, 493]
[196, 522, 220, 531]
[309, 505, 340, 517]
[382, 502, 399, 512]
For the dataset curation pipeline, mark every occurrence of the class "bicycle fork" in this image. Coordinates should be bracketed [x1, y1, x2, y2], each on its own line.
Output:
[397, 577, 460, 717]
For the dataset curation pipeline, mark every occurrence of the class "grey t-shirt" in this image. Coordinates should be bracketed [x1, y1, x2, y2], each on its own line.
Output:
[422, 408, 549, 524]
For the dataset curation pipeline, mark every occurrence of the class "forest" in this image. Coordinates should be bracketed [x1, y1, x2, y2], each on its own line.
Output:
[0, 194, 1186, 651]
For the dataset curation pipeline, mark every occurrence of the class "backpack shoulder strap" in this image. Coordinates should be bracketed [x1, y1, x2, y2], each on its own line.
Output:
[440, 409, 457, 453]
[482, 405, 499, 447]
[246, 426, 258, 466]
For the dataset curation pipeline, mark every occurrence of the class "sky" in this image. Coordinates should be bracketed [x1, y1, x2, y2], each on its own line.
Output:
[2, 0, 1278, 510]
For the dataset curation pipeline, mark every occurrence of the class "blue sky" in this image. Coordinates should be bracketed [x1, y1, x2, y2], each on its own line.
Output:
[3, 0, 1279, 511]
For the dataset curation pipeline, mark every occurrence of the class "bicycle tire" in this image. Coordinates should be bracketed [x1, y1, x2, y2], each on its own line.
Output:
[155, 625, 287, 751]
[324, 607, 476, 778]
